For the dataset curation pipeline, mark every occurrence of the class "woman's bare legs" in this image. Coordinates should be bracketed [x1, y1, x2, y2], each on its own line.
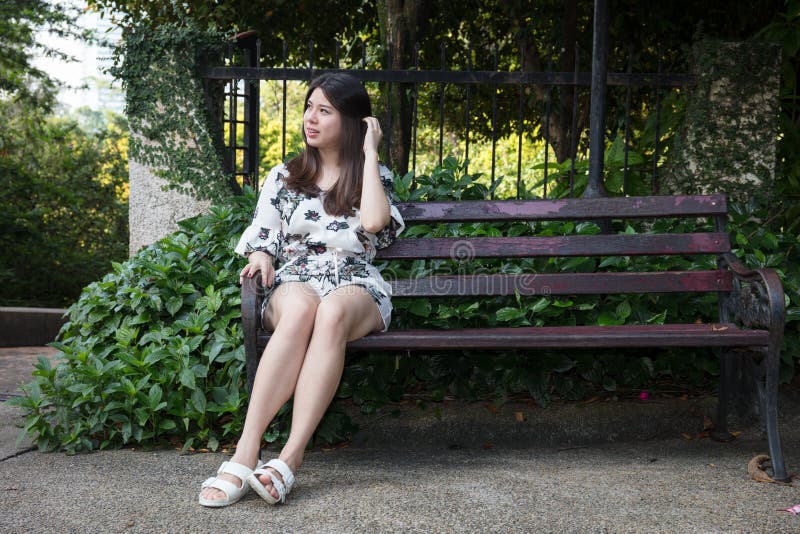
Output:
[254, 285, 384, 499]
[200, 282, 320, 501]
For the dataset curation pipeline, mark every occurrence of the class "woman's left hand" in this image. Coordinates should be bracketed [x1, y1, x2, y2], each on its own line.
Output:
[362, 116, 382, 155]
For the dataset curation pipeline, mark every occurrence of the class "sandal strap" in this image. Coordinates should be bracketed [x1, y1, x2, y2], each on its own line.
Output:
[217, 460, 253, 482]
[251, 467, 287, 503]
[265, 458, 295, 492]
[268, 472, 287, 503]
[201, 477, 240, 498]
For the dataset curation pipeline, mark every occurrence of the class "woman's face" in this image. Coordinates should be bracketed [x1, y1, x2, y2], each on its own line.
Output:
[304, 87, 342, 152]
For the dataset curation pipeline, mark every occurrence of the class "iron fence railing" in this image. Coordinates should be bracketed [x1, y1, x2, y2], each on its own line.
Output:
[201, 34, 696, 199]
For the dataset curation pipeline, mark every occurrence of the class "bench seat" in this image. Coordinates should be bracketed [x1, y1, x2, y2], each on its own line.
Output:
[256, 323, 768, 350]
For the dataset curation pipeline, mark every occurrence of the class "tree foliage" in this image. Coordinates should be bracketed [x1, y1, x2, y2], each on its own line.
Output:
[0, 0, 93, 109]
[0, 100, 129, 307]
[88, 0, 790, 177]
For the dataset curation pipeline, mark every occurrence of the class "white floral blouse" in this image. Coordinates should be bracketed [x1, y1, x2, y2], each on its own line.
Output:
[234, 162, 405, 330]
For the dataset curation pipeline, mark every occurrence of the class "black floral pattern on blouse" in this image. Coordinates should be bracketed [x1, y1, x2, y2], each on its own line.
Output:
[326, 220, 350, 232]
[272, 173, 305, 224]
[304, 210, 321, 222]
[374, 170, 402, 249]
[305, 241, 328, 255]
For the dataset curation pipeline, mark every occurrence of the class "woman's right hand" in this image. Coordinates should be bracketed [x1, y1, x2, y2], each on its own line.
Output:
[239, 251, 276, 287]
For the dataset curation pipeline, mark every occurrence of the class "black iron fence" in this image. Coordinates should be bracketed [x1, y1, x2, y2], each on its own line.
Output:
[200, 33, 696, 199]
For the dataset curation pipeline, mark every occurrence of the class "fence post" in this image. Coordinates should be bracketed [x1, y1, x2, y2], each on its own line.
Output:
[585, 0, 609, 198]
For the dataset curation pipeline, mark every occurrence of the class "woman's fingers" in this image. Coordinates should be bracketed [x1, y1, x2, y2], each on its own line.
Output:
[362, 116, 382, 151]
[239, 263, 253, 284]
[262, 264, 275, 287]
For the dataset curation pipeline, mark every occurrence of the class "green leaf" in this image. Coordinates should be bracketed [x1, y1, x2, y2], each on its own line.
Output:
[179, 368, 196, 390]
[159, 419, 177, 431]
[408, 299, 431, 317]
[529, 298, 550, 314]
[496, 307, 524, 321]
[597, 311, 623, 326]
[191, 389, 207, 413]
[148, 385, 163, 409]
[602, 375, 617, 392]
[647, 310, 667, 324]
[615, 300, 632, 321]
[166, 296, 183, 316]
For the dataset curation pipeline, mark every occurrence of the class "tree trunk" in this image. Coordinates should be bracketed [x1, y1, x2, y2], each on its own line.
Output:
[377, 0, 423, 175]
[520, 0, 588, 166]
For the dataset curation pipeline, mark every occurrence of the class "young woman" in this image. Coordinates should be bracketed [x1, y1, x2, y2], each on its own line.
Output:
[199, 72, 404, 507]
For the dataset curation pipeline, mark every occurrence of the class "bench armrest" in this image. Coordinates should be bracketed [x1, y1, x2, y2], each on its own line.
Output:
[718, 252, 785, 338]
[241, 276, 264, 394]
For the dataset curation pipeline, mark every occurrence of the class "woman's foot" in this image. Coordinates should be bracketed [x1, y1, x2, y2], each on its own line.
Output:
[199, 455, 259, 503]
[198, 458, 262, 507]
[248, 457, 298, 504]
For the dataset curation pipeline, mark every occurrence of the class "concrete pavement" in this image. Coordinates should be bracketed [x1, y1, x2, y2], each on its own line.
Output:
[1, 347, 799, 532]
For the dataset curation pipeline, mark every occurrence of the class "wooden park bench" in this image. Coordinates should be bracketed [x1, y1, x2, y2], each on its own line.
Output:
[240, 193, 789, 482]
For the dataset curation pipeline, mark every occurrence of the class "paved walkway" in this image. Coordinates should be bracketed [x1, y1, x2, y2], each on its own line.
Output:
[0, 346, 60, 400]
[1, 347, 799, 532]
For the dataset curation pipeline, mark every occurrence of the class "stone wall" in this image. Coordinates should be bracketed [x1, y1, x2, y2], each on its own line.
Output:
[662, 41, 782, 202]
[128, 159, 210, 255]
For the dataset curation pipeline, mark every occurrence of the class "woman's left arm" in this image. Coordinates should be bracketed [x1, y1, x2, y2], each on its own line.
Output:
[360, 117, 391, 233]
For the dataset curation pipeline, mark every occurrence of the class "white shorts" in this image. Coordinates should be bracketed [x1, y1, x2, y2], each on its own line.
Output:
[261, 250, 393, 332]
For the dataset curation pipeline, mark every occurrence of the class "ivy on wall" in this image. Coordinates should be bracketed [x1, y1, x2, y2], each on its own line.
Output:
[110, 20, 232, 202]
[664, 39, 782, 202]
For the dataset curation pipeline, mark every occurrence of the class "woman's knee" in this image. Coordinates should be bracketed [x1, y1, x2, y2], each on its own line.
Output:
[313, 299, 349, 337]
[265, 284, 319, 331]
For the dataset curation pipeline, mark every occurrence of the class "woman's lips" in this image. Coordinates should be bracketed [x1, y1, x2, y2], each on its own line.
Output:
[306, 128, 319, 138]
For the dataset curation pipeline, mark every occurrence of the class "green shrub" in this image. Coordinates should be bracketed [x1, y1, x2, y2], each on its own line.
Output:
[11, 192, 255, 453]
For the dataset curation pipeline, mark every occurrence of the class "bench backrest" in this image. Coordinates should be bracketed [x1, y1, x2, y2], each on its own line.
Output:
[375, 194, 732, 297]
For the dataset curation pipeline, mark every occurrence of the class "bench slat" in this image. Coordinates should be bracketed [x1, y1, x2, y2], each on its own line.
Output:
[388, 270, 733, 297]
[396, 194, 727, 223]
[376, 233, 730, 260]
[256, 324, 767, 351]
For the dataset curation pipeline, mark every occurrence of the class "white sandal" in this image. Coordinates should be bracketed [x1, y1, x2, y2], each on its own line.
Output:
[198, 460, 260, 507]
[247, 458, 296, 505]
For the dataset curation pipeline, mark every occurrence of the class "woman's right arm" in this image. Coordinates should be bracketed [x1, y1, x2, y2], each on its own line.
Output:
[234, 167, 284, 287]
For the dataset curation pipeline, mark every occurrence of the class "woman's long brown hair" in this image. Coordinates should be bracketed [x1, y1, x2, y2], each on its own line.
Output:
[285, 73, 372, 217]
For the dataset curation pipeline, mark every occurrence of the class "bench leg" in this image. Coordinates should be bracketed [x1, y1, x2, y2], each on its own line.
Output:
[717, 348, 789, 482]
[713, 349, 735, 439]
[761, 346, 790, 482]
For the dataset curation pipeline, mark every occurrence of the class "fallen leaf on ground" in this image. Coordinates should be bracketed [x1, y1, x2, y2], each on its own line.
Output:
[485, 404, 498, 414]
[514, 411, 525, 423]
[681, 432, 693, 441]
[748, 454, 778, 484]
[776, 504, 800, 515]
[583, 396, 600, 404]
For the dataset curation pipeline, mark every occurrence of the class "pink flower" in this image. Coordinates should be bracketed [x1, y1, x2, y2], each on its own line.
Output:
[638, 391, 649, 401]
[777, 504, 800, 515]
